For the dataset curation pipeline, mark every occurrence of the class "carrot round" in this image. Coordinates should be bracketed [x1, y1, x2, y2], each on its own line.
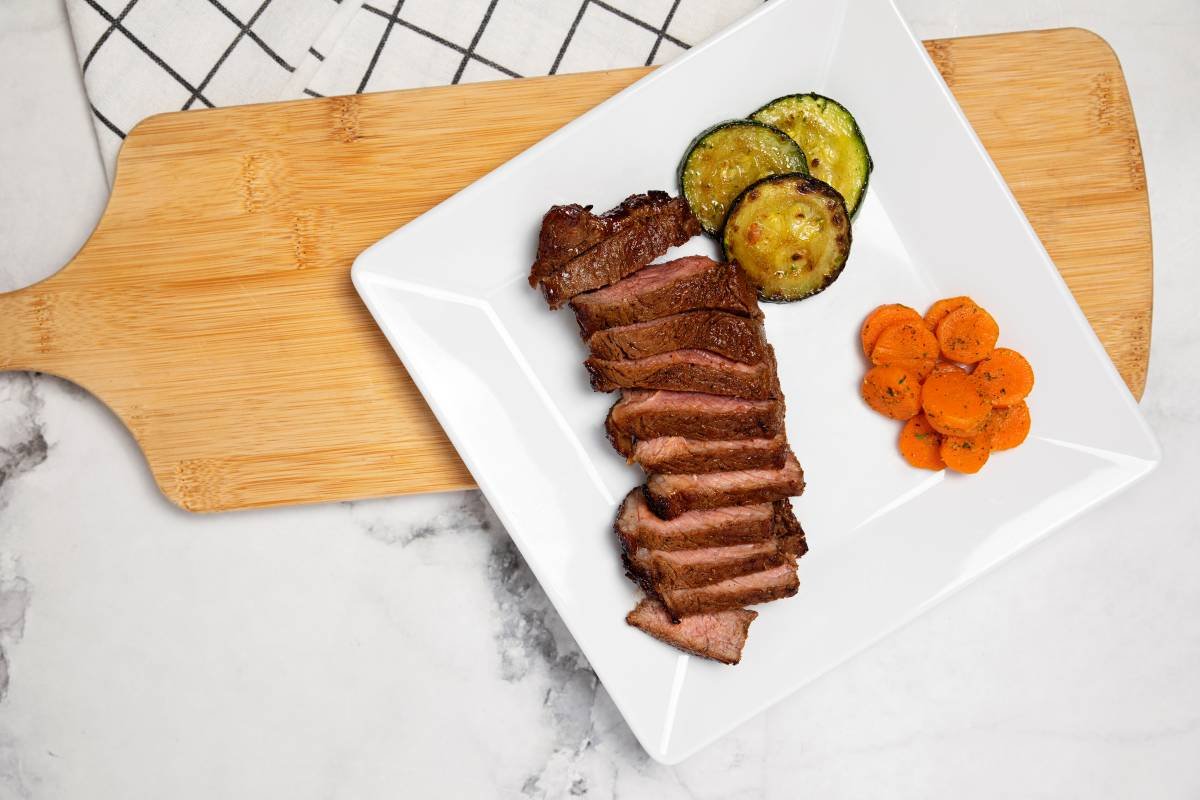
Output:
[870, 321, 939, 380]
[898, 415, 945, 470]
[861, 365, 922, 420]
[930, 360, 966, 377]
[922, 370, 991, 436]
[941, 434, 991, 474]
[924, 296, 976, 331]
[936, 304, 999, 363]
[973, 347, 1034, 407]
[861, 304, 922, 358]
[988, 401, 1031, 450]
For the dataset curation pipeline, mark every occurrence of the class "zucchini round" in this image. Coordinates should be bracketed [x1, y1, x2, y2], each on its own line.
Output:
[722, 173, 851, 302]
[750, 94, 872, 216]
[678, 120, 808, 235]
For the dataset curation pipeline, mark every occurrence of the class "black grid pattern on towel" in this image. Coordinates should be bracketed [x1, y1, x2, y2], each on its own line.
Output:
[79, 0, 698, 139]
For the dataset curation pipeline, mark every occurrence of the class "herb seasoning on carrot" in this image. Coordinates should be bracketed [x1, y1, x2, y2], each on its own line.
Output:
[987, 402, 1031, 450]
[924, 296, 976, 331]
[941, 434, 991, 474]
[898, 415, 945, 470]
[936, 304, 999, 364]
[870, 321, 939, 380]
[973, 347, 1034, 407]
[921, 370, 991, 436]
[859, 295, 1034, 476]
[861, 365, 922, 420]
[860, 304, 922, 358]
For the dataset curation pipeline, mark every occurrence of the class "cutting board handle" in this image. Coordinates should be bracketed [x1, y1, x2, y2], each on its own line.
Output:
[0, 284, 45, 373]
[0, 265, 103, 378]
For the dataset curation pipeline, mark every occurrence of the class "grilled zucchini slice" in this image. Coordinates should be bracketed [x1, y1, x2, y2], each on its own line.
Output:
[722, 173, 851, 302]
[750, 94, 872, 216]
[679, 120, 808, 235]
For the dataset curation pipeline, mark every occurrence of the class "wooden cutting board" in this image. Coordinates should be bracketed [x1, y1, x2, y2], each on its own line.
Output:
[0, 28, 1151, 512]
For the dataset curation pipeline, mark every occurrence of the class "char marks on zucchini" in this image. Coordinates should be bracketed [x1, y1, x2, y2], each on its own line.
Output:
[723, 173, 851, 302]
[750, 93, 873, 216]
[679, 120, 808, 235]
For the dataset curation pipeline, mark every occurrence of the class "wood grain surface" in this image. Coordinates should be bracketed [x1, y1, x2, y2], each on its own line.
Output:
[0, 28, 1152, 511]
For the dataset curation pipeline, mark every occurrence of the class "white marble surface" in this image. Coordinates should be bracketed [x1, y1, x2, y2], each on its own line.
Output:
[1, 0, 1198, 797]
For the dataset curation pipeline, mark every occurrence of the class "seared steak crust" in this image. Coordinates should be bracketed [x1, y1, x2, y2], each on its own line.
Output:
[530, 192, 700, 308]
[773, 501, 808, 558]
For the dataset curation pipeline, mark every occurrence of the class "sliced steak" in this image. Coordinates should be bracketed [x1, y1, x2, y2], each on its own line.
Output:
[606, 390, 785, 455]
[529, 205, 611, 284]
[586, 349, 776, 398]
[587, 310, 767, 364]
[659, 562, 799, 618]
[645, 451, 805, 518]
[626, 598, 756, 664]
[531, 192, 680, 281]
[625, 538, 790, 590]
[571, 256, 760, 337]
[773, 501, 809, 559]
[630, 434, 788, 474]
[614, 488, 777, 551]
[530, 193, 700, 308]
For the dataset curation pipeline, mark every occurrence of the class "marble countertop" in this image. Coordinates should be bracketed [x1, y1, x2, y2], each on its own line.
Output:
[1, 1, 1198, 797]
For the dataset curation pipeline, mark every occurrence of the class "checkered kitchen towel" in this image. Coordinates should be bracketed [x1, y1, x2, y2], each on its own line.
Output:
[66, 0, 763, 180]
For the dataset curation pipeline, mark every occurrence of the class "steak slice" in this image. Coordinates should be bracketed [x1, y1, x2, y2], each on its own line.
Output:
[625, 538, 790, 590]
[645, 451, 805, 518]
[659, 562, 799, 618]
[615, 488, 776, 551]
[586, 349, 776, 398]
[571, 255, 760, 337]
[626, 598, 756, 665]
[530, 192, 700, 308]
[529, 205, 612, 283]
[773, 501, 809, 559]
[630, 434, 788, 474]
[606, 390, 785, 455]
[587, 310, 768, 364]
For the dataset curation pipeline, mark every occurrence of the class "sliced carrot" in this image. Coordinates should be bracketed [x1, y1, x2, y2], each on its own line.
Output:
[941, 434, 991, 474]
[973, 347, 1034, 407]
[988, 402, 1031, 450]
[930, 360, 967, 377]
[870, 321, 939, 380]
[861, 365, 922, 420]
[924, 296, 976, 331]
[921, 370, 991, 436]
[898, 415, 945, 470]
[861, 304, 922, 358]
[936, 304, 999, 363]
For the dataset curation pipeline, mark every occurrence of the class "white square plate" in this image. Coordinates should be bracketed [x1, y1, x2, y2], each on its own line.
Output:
[352, 0, 1159, 764]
